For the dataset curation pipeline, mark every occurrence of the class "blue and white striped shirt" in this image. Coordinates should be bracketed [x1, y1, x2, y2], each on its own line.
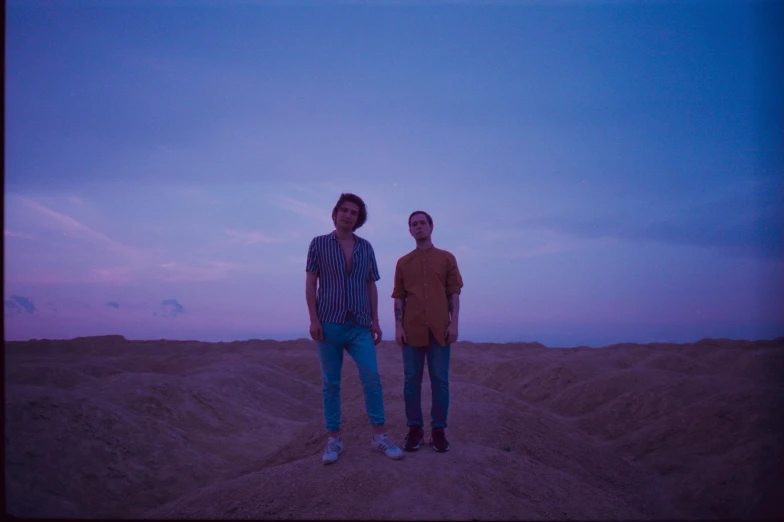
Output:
[306, 231, 381, 328]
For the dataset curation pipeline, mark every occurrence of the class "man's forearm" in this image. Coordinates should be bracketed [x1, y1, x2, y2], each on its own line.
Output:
[394, 298, 405, 329]
[369, 283, 379, 324]
[449, 294, 460, 325]
[306, 283, 319, 322]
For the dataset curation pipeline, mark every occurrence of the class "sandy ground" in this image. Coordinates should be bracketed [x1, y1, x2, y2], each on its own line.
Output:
[4, 335, 783, 520]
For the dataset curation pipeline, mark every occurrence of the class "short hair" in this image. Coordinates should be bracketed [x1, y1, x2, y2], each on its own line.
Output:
[408, 210, 433, 227]
[332, 193, 368, 231]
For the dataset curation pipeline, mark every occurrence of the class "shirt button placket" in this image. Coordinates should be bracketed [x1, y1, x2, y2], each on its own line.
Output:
[423, 253, 428, 325]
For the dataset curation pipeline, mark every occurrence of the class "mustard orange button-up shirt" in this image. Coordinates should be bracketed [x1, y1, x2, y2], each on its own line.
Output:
[391, 246, 464, 347]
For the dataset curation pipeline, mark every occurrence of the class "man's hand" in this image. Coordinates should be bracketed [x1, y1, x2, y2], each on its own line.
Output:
[371, 321, 383, 345]
[309, 320, 323, 341]
[395, 327, 407, 347]
[445, 323, 459, 345]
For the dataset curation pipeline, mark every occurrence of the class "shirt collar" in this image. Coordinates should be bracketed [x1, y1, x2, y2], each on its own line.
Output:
[329, 230, 356, 241]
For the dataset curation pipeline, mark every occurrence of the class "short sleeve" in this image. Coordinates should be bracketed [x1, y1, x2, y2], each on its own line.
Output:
[446, 253, 463, 294]
[306, 238, 319, 275]
[367, 244, 381, 282]
[391, 259, 407, 299]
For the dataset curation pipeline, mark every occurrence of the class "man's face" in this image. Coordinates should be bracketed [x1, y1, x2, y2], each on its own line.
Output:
[409, 213, 432, 240]
[335, 201, 360, 230]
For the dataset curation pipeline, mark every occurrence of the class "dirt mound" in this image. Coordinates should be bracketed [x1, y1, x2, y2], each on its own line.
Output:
[5, 336, 783, 519]
[148, 381, 671, 521]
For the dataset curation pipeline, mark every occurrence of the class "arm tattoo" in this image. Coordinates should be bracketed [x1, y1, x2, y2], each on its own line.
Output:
[394, 301, 404, 323]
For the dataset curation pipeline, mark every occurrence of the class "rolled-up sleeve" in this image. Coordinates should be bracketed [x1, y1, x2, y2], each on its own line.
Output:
[446, 254, 463, 294]
[391, 260, 407, 298]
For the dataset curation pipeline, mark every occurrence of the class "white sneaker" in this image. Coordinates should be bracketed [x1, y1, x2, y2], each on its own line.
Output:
[322, 436, 344, 464]
[371, 434, 404, 460]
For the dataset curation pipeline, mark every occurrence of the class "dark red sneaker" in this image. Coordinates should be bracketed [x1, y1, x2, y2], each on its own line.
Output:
[431, 427, 450, 453]
[404, 426, 424, 451]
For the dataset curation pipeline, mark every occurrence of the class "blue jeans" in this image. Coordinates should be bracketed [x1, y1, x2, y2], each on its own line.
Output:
[316, 317, 385, 432]
[402, 331, 450, 429]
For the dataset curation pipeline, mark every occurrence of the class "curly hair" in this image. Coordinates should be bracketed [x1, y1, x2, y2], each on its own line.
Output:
[332, 193, 368, 231]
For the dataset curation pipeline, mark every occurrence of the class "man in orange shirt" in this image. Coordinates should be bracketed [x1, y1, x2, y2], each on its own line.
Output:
[391, 210, 464, 452]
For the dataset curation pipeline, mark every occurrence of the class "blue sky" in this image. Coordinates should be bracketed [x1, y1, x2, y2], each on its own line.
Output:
[4, 0, 783, 346]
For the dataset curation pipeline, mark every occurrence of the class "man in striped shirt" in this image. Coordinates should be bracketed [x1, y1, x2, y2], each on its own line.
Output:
[305, 193, 404, 464]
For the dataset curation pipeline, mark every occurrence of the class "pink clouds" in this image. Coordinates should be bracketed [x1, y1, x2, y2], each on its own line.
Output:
[12, 195, 140, 257]
[91, 266, 141, 285]
[272, 195, 334, 228]
[4, 229, 35, 240]
[156, 261, 246, 283]
[224, 228, 280, 245]
[90, 261, 251, 285]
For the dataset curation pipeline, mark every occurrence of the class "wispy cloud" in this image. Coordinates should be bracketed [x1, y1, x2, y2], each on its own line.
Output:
[90, 259, 263, 285]
[224, 228, 279, 245]
[451, 233, 614, 263]
[178, 186, 220, 206]
[513, 186, 783, 259]
[66, 195, 89, 207]
[509, 241, 610, 259]
[16, 196, 140, 256]
[106, 301, 120, 309]
[282, 181, 348, 200]
[272, 195, 333, 227]
[156, 260, 245, 282]
[92, 266, 140, 284]
[4, 229, 35, 240]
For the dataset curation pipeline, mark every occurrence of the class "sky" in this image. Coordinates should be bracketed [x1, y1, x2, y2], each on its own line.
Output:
[4, 0, 783, 347]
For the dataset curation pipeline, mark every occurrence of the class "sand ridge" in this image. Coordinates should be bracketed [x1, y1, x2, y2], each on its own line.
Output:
[4, 335, 783, 519]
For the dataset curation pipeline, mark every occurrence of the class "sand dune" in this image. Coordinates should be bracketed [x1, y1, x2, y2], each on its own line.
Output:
[4, 335, 783, 520]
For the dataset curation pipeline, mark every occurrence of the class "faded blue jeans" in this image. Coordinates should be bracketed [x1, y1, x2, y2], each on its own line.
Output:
[316, 316, 385, 432]
[402, 331, 451, 429]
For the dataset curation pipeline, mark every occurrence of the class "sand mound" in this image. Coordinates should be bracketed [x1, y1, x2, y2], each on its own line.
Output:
[5, 337, 783, 519]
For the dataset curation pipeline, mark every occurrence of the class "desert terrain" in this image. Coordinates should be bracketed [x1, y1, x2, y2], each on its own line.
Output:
[4, 335, 783, 520]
